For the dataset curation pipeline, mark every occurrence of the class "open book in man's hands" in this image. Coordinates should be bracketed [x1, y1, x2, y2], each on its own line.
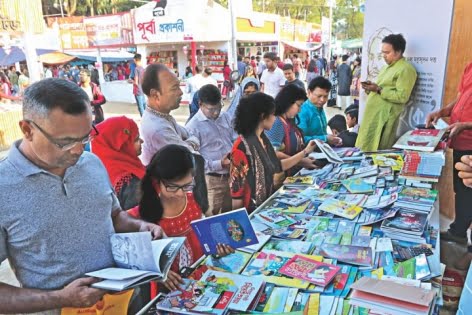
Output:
[86, 232, 185, 291]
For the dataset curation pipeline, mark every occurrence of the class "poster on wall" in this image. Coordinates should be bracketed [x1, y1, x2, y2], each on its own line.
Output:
[360, 0, 454, 137]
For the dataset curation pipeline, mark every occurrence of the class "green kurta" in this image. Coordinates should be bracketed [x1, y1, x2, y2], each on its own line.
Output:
[356, 58, 417, 151]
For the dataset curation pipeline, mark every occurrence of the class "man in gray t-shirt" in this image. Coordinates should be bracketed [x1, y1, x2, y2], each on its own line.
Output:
[0, 78, 163, 314]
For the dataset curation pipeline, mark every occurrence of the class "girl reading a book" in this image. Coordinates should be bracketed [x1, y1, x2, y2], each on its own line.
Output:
[231, 92, 317, 213]
[128, 144, 234, 293]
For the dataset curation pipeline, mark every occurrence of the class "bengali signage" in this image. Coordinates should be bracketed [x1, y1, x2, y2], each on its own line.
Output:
[84, 13, 134, 48]
[47, 16, 88, 50]
[132, 1, 193, 44]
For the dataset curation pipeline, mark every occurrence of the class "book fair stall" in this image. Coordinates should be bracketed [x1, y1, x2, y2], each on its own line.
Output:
[135, 128, 449, 315]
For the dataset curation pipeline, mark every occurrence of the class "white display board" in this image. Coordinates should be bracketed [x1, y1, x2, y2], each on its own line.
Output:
[359, 0, 454, 137]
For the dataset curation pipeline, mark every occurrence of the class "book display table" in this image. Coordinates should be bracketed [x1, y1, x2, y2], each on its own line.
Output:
[139, 148, 445, 315]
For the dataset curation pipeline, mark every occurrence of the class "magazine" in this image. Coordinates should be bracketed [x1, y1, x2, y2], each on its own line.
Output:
[153, 279, 235, 315]
[191, 208, 258, 255]
[85, 233, 185, 291]
[370, 153, 404, 171]
[393, 128, 446, 152]
[313, 139, 344, 164]
[279, 255, 341, 287]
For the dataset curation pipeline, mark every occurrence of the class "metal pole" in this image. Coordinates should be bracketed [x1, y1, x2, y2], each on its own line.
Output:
[59, 1, 64, 17]
[229, 0, 238, 71]
[328, 1, 333, 59]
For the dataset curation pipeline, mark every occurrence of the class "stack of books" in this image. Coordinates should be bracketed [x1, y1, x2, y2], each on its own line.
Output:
[380, 209, 429, 243]
[399, 151, 445, 183]
[350, 277, 437, 315]
[393, 129, 446, 152]
[394, 186, 438, 213]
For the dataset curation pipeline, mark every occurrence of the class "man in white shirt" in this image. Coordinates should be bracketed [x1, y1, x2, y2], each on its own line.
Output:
[260, 52, 286, 98]
[140, 64, 208, 214]
[186, 84, 235, 216]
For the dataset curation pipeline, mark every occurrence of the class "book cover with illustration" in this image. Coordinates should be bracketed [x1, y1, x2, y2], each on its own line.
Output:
[393, 128, 446, 152]
[279, 255, 341, 287]
[318, 199, 364, 220]
[153, 279, 235, 315]
[284, 176, 315, 185]
[262, 239, 315, 254]
[200, 251, 253, 274]
[316, 244, 373, 267]
[393, 258, 416, 279]
[341, 178, 375, 194]
[398, 187, 438, 205]
[191, 208, 258, 255]
[381, 210, 428, 235]
[199, 270, 265, 312]
[241, 250, 311, 289]
[370, 153, 404, 171]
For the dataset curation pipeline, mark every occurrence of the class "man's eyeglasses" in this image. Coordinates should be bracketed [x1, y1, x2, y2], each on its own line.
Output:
[26, 120, 99, 151]
[162, 180, 195, 193]
[203, 102, 223, 114]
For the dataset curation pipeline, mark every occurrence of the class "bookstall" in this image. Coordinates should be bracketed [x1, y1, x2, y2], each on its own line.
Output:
[138, 127, 447, 315]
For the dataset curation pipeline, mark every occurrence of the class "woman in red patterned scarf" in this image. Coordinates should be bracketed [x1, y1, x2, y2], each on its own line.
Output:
[91, 116, 145, 209]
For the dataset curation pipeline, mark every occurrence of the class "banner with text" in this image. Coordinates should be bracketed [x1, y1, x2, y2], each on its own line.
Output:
[360, 0, 454, 136]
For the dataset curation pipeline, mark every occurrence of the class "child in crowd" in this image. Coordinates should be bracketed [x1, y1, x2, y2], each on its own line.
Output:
[345, 104, 359, 133]
[328, 114, 358, 147]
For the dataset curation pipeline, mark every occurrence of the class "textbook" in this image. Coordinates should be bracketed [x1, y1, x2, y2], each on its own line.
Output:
[153, 279, 236, 315]
[191, 208, 258, 255]
[393, 128, 446, 152]
[85, 232, 185, 291]
[279, 255, 341, 287]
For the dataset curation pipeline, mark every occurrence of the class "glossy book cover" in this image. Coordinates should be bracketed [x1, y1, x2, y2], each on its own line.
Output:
[279, 255, 341, 287]
[191, 208, 258, 255]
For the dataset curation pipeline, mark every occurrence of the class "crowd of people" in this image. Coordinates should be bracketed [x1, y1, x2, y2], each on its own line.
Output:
[1, 32, 472, 314]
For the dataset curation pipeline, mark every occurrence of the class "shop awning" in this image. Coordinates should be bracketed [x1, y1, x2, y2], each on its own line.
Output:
[39, 52, 76, 65]
[67, 51, 135, 63]
[282, 41, 322, 51]
[0, 47, 58, 66]
[341, 38, 363, 49]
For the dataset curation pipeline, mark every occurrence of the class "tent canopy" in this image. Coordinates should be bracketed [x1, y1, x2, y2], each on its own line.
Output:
[39, 52, 76, 65]
[0, 47, 58, 66]
[341, 38, 363, 49]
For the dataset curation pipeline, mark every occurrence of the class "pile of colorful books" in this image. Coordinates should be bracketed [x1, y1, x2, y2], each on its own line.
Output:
[140, 142, 446, 315]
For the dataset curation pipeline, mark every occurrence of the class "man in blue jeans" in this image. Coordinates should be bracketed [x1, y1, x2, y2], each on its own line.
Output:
[133, 53, 146, 116]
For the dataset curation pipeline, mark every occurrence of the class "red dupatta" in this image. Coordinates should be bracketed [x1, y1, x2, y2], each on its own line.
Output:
[91, 116, 146, 186]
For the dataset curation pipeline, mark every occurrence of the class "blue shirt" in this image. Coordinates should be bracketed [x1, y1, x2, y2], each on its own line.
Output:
[297, 99, 328, 142]
[237, 61, 247, 76]
[0, 141, 118, 290]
